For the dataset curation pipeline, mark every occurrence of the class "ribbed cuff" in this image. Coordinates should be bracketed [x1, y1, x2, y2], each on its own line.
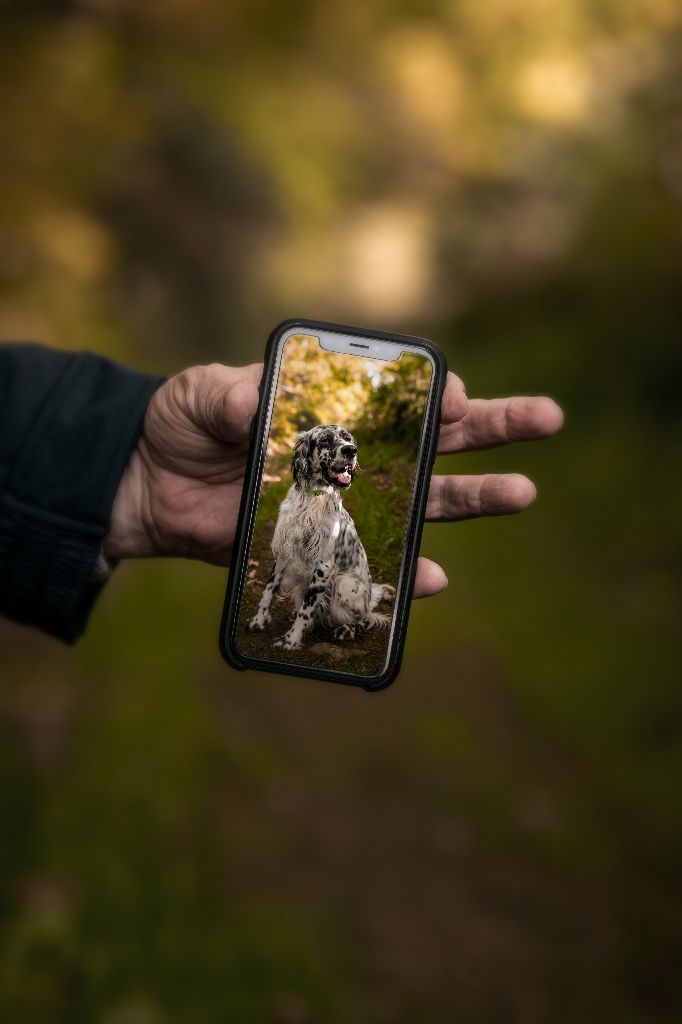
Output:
[0, 496, 106, 643]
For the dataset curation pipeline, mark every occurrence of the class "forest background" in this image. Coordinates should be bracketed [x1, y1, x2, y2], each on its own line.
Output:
[0, 2, 680, 1022]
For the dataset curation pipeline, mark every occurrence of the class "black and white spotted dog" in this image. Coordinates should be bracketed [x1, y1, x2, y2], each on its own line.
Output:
[247, 424, 394, 651]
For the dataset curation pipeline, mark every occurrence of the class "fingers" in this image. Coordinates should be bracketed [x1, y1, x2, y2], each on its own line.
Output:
[426, 473, 537, 521]
[440, 371, 469, 425]
[439, 396, 563, 454]
[413, 556, 448, 599]
[413, 472, 538, 597]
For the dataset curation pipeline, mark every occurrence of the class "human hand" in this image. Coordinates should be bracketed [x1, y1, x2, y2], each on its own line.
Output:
[416, 371, 563, 597]
[105, 363, 262, 565]
[104, 363, 563, 599]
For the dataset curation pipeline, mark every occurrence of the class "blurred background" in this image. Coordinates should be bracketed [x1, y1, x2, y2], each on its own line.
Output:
[0, 1, 680, 1021]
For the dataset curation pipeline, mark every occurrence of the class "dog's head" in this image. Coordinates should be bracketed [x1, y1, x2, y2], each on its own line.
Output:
[291, 424, 359, 492]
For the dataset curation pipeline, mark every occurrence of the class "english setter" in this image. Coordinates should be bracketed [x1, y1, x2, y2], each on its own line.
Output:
[247, 424, 394, 650]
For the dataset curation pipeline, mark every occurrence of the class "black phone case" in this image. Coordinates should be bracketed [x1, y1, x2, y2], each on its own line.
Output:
[219, 318, 447, 691]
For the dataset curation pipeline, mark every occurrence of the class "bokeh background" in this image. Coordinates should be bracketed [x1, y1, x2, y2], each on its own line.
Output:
[1, 1, 680, 1021]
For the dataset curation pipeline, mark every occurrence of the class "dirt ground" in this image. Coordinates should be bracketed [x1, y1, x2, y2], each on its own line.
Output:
[235, 515, 396, 680]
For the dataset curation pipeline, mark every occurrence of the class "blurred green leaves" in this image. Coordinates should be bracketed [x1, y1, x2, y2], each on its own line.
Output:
[1, 1, 681, 1021]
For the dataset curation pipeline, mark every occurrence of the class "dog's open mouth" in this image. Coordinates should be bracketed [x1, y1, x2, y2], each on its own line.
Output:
[327, 463, 353, 487]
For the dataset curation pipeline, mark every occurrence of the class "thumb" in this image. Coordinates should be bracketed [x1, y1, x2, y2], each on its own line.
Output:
[194, 363, 262, 443]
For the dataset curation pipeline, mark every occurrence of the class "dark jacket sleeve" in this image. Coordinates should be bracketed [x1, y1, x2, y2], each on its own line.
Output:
[0, 343, 164, 643]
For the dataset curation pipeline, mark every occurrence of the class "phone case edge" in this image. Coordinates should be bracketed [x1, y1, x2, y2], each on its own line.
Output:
[218, 317, 448, 692]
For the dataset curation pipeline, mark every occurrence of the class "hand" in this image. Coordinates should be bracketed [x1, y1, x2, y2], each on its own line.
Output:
[416, 371, 563, 597]
[105, 363, 262, 565]
[104, 364, 563, 600]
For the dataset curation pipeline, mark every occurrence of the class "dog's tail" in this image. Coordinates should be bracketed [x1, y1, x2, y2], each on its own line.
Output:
[370, 583, 395, 611]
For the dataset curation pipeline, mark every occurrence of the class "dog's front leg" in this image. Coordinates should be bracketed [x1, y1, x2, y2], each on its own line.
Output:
[247, 561, 284, 632]
[274, 561, 332, 651]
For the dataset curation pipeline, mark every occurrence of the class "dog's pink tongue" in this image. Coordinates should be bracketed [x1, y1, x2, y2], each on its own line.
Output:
[339, 470, 351, 484]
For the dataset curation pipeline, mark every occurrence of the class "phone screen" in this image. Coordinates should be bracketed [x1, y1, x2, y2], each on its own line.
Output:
[234, 331, 434, 679]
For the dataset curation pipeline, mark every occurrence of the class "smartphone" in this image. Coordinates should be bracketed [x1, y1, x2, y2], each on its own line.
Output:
[219, 318, 446, 691]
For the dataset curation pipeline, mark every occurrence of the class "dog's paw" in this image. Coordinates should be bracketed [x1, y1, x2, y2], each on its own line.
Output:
[334, 624, 356, 641]
[247, 615, 268, 633]
[381, 585, 396, 603]
[274, 635, 301, 651]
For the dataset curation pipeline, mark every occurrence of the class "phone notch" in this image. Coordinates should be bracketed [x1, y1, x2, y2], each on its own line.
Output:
[317, 330, 404, 362]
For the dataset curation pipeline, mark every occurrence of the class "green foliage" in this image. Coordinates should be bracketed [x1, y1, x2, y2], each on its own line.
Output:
[358, 355, 432, 447]
[1, 1, 681, 1021]
[267, 335, 431, 453]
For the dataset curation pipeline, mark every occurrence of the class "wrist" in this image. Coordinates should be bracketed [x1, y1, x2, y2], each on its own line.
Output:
[103, 446, 155, 560]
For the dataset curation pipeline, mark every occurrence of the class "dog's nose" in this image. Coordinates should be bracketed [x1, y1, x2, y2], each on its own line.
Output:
[340, 444, 357, 458]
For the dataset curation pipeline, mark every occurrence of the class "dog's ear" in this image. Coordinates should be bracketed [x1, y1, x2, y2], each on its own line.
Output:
[291, 431, 311, 486]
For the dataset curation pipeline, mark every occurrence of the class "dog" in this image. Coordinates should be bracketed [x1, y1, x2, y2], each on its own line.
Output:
[247, 424, 395, 651]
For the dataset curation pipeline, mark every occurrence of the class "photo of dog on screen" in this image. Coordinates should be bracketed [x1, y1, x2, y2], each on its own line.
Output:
[236, 334, 432, 675]
[247, 423, 395, 651]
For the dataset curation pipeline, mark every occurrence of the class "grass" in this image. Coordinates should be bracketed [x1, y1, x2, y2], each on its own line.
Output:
[234, 440, 416, 679]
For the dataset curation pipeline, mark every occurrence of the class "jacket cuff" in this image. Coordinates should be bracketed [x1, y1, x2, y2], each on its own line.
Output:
[0, 498, 106, 643]
[0, 352, 163, 643]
